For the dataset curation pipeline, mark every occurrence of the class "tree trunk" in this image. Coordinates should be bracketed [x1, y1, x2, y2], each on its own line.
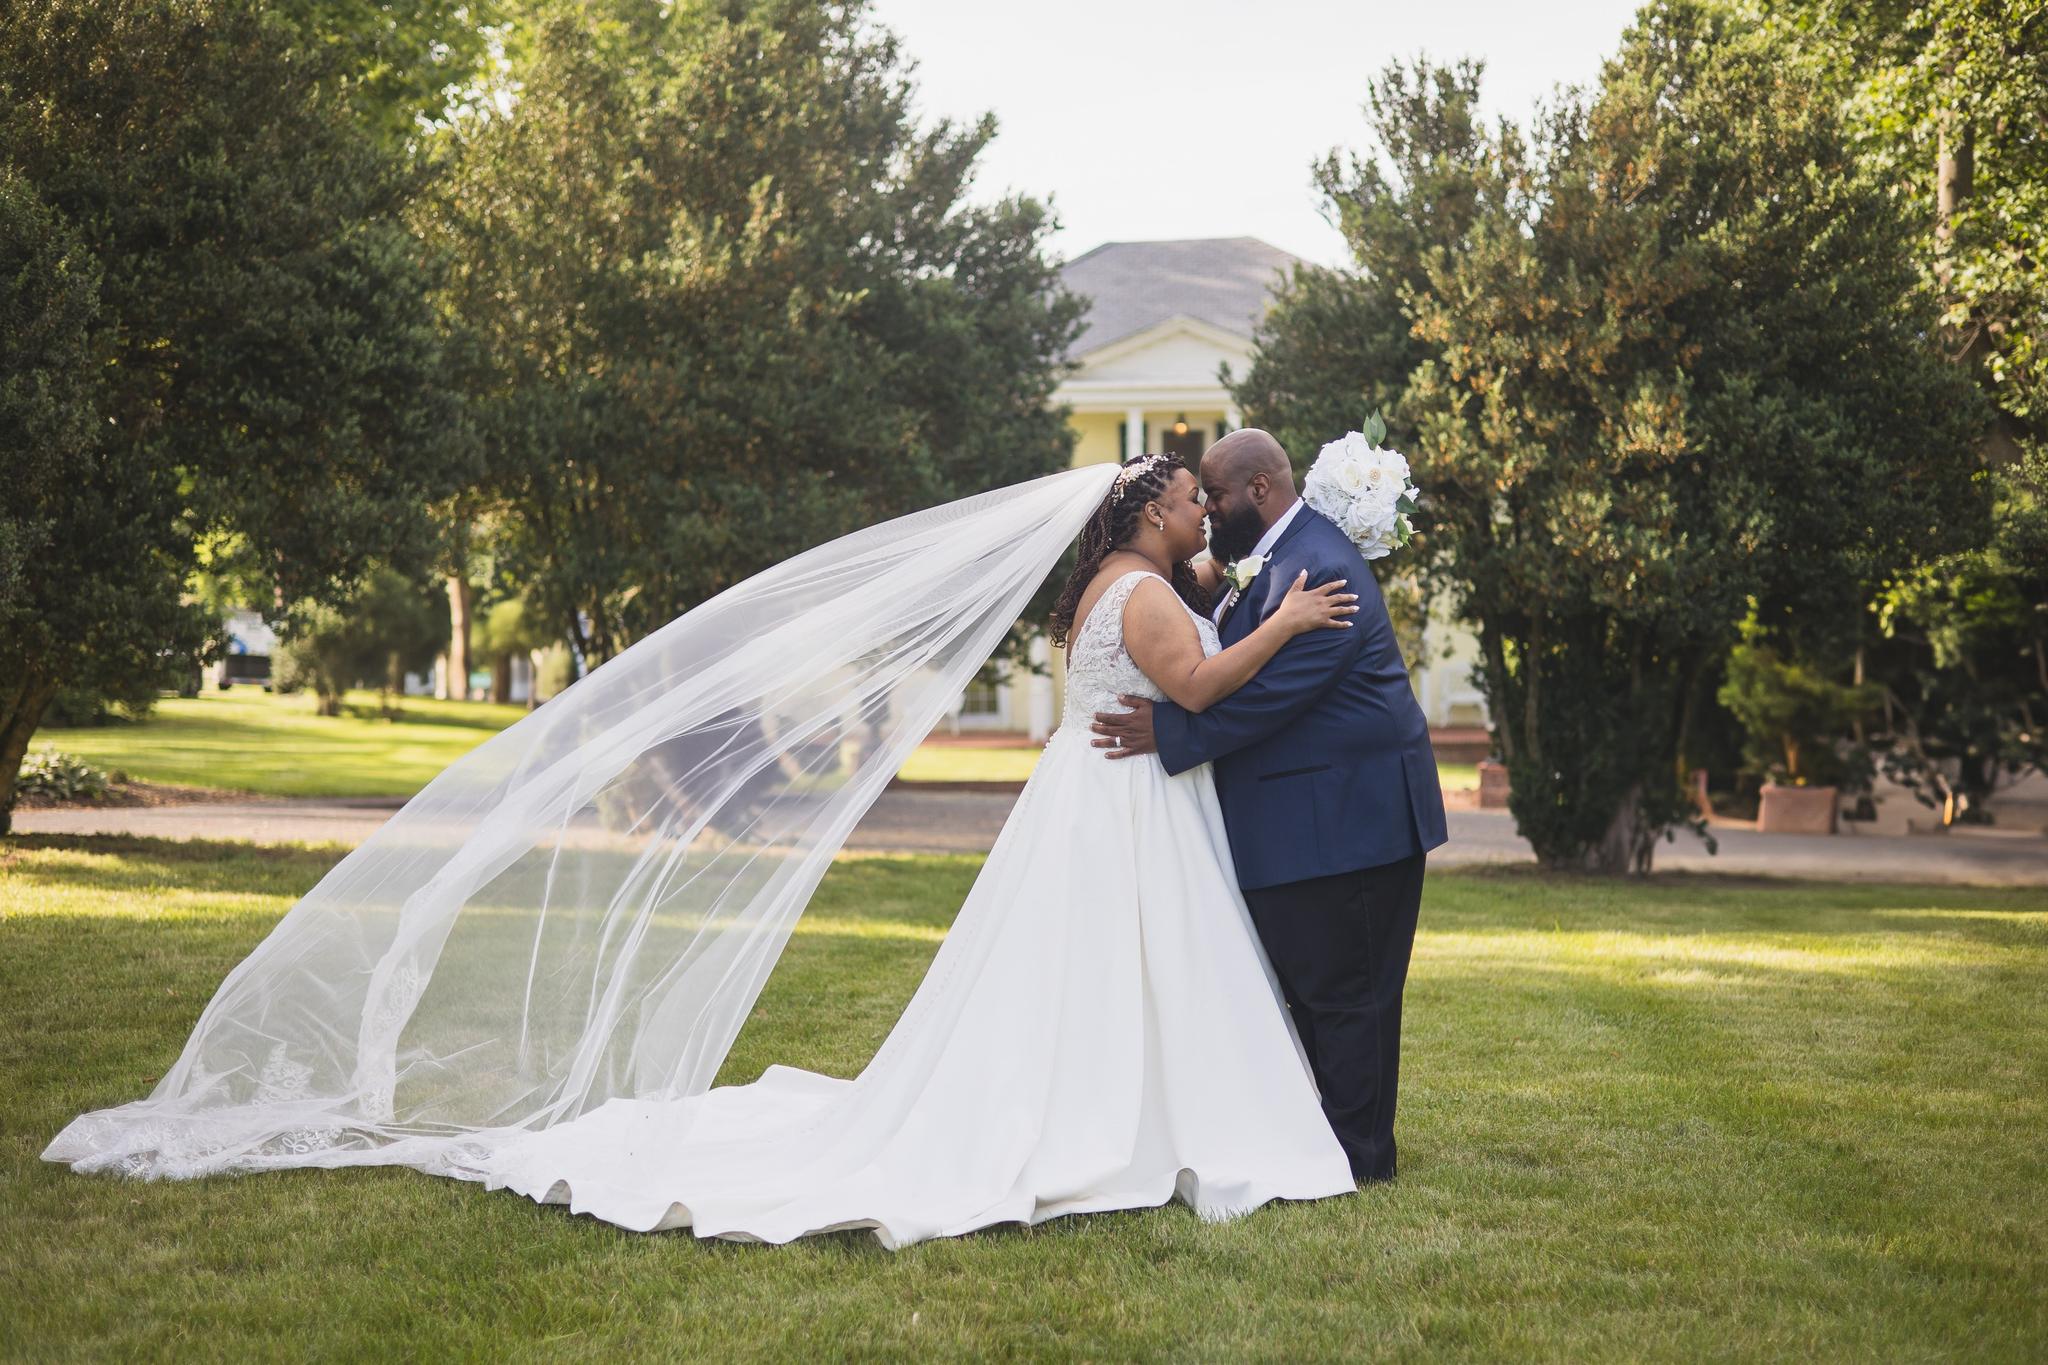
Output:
[1538, 784, 1651, 876]
[491, 653, 512, 705]
[1480, 622, 1513, 762]
[1851, 645, 1867, 745]
[1935, 108, 2026, 466]
[0, 666, 60, 837]
[565, 610, 591, 682]
[1934, 110, 1973, 289]
[1522, 618, 1543, 771]
[446, 574, 473, 703]
[1589, 782, 1648, 875]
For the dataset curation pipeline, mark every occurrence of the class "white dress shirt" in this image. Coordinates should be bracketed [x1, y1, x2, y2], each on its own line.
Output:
[1211, 499, 1306, 625]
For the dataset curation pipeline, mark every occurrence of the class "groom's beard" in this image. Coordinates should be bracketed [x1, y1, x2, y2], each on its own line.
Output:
[1206, 503, 1266, 565]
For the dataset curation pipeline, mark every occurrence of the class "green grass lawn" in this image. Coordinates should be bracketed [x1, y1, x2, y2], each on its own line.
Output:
[2, 836, 2041, 1359]
[35, 690, 1484, 797]
[1438, 761, 1479, 791]
[893, 743, 1045, 783]
[36, 689, 531, 798]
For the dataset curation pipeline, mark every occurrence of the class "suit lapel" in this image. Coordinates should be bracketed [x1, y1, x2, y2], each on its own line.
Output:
[1220, 503, 1320, 636]
[1217, 585, 1245, 633]
[1267, 501, 1319, 559]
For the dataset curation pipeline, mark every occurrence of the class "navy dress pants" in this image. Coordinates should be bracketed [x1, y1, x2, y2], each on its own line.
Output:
[1243, 851, 1426, 1182]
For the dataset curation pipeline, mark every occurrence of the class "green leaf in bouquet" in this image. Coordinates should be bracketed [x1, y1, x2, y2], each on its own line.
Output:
[1363, 410, 1388, 445]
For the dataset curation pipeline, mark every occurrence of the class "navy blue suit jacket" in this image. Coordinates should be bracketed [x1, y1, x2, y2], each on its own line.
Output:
[1154, 505, 1448, 891]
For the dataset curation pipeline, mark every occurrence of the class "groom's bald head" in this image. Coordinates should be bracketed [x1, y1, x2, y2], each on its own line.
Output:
[1201, 429, 1294, 495]
[1199, 429, 1298, 562]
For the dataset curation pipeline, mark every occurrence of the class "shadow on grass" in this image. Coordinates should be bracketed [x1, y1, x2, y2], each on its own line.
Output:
[8, 833, 2041, 946]
[337, 702, 520, 732]
[1, 836, 982, 945]
[1430, 863, 2046, 946]
[1, 835, 347, 898]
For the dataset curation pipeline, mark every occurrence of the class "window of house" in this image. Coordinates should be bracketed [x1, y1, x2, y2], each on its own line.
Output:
[959, 681, 1001, 716]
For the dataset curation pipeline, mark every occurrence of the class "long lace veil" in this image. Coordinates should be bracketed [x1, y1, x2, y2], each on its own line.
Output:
[45, 461, 1120, 1180]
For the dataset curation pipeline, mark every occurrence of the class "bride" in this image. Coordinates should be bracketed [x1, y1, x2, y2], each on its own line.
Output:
[44, 454, 1364, 1249]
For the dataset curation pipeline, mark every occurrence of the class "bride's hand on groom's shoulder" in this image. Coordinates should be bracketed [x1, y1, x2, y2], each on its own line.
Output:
[1273, 571, 1358, 637]
[1091, 696, 1155, 759]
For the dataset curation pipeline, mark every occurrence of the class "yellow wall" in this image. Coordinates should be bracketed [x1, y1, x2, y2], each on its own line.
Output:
[1070, 412, 1122, 467]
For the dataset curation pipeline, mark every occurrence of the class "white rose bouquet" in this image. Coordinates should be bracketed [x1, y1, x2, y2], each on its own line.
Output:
[1300, 411, 1419, 562]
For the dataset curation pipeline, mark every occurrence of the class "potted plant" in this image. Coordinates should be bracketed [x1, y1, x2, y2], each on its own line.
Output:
[1717, 614, 1880, 835]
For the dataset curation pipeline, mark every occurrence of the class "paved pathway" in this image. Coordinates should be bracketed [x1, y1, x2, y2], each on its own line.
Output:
[13, 790, 2047, 886]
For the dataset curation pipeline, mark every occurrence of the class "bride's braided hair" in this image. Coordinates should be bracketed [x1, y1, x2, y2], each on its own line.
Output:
[1048, 454, 1212, 647]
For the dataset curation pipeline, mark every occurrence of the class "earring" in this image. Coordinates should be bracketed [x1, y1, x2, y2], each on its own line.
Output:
[1151, 517, 1165, 531]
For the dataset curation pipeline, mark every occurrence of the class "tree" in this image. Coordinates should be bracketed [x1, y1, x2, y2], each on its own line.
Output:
[262, 1, 507, 690]
[1746, 0, 2048, 821]
[473, 595, 550, 703]
[274, 568, 448, 716]
[0, 166, 147, 818]
[1252, 1, 1986, 871]
[1718, 607, 1883, 787]
[1747, 0, 2048, 464]
[269, 0, 509, 153]
[1867, 443, 2048, 822]
[0, 0, 468, 830]
[426, 0, 1080, 666]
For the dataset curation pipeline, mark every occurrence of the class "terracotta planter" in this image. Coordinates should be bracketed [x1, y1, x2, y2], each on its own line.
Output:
[1757, 782, 1839, 835]
[1477, 758, 1511, 810]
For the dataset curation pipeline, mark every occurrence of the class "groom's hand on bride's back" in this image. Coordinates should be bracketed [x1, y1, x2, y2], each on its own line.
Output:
[1091, 696, 1156, 759]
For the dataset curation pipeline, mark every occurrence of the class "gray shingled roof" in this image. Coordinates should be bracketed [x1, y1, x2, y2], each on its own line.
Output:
[1059, 237, 1303, 360]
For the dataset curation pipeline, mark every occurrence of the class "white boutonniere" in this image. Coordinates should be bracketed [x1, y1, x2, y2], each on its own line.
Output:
[1222, 554, 1266, 594]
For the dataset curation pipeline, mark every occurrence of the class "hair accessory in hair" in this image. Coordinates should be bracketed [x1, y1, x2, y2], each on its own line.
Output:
[1110, 453, 1176, 497]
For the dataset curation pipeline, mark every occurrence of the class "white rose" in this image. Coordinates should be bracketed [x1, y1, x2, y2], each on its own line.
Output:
[1356, 480, 1403, 521]
[1303, 478, 1345, 524]
[1316, 432, 1367, 467]
[1342, 495, 1393, 543]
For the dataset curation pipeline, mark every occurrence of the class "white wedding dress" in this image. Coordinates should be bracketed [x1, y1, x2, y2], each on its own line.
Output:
[473, 569, 1356, 1247]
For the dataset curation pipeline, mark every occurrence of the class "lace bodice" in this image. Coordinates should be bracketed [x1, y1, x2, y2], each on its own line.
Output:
[1058, 569, 1220, 733]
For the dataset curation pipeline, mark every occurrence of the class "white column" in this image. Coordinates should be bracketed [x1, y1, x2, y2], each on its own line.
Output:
[1224, 404, 1242, 431]
[1124, 406, 1145, 460]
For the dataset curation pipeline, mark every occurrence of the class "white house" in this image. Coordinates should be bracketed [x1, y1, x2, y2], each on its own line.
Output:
[951, 237, 1486, 739]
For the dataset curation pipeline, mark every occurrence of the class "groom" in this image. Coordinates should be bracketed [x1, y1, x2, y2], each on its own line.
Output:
[1090, 429, 1447, 1183]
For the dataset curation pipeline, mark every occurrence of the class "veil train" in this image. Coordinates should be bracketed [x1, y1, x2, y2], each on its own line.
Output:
[44, 462, 1119, 1181]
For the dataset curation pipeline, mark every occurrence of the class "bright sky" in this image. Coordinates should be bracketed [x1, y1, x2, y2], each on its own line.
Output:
[865, 0, 1647, 268]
